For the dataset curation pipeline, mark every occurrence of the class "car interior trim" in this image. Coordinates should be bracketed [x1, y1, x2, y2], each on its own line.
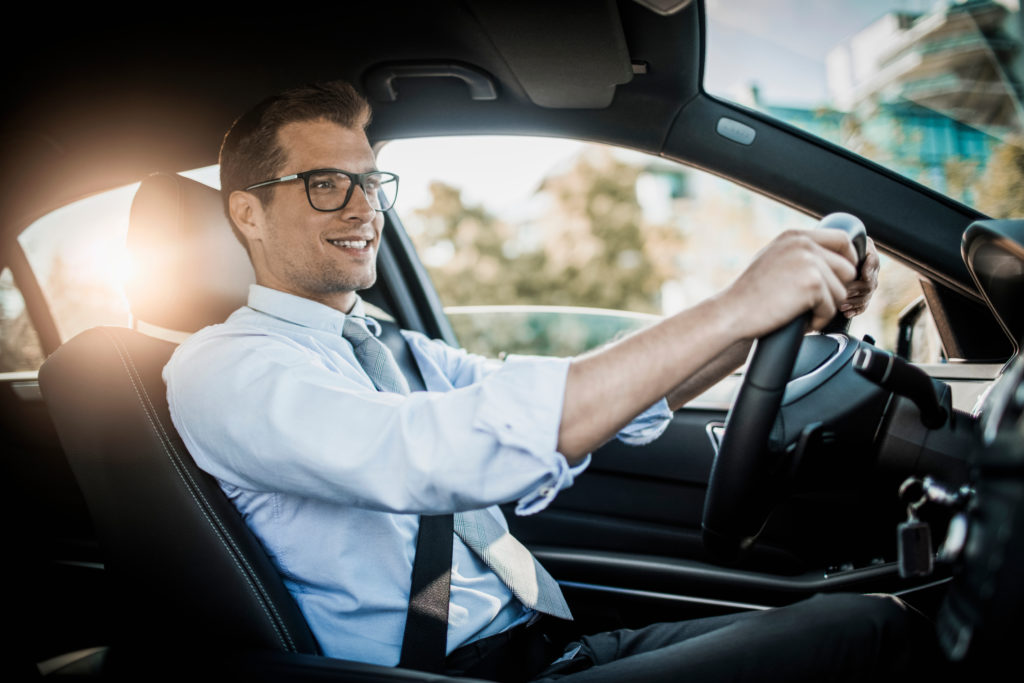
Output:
[36, 646, 108, 677]
[54, 559, 105, 572]
[558, 580, 771, 612]
[535, 547, 930, 603]
[364, 62, 499, 103]
[781, 334, 851, 406]
[705, 420, 725, 454]
[715, 117, 756, 146]
[374, 230, 429, 334]
[5, 240, 62, 355]
[379, 212, 459, 344]
[10, 379, 42, 402]
[133, 320, 192, 344]
[464, 0, 634, 109]
[892, 577, 952, 598]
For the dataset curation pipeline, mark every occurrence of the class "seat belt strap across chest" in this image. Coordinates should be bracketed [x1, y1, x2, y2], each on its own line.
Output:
[374, 318, 454, 673]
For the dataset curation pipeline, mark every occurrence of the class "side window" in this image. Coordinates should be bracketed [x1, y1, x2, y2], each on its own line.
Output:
[18, 185, 137, 343]
[0, 267, 46, 372]
[379, 136, 940, 360]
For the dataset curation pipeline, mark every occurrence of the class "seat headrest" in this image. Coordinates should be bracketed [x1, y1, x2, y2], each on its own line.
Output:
[127, 173, 255, 337]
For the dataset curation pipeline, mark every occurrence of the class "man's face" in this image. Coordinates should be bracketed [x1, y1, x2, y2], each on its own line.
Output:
[244, 119, 385, 311]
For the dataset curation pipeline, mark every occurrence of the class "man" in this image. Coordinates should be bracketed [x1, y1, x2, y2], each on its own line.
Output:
[165, 81, 919, 681]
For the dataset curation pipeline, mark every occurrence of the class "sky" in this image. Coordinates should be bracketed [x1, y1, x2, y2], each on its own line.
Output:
[377, 137, 587, 216]
[703, 0, 941, 106]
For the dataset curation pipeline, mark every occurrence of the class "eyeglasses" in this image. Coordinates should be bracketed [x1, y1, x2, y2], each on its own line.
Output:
[244, 169, 399, 212]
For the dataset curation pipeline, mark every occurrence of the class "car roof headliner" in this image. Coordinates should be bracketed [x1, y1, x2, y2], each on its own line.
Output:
[0, 0, 699, 236]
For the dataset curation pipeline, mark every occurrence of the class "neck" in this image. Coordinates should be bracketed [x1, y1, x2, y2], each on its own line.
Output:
[255, 278, 358, 314]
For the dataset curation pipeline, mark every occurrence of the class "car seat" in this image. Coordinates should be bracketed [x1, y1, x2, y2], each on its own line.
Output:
[37, 172, 467, 680]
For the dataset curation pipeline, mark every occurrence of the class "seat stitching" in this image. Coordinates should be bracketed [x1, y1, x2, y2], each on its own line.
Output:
[102, 328, 297, 652]
[106, 328, 296, 651]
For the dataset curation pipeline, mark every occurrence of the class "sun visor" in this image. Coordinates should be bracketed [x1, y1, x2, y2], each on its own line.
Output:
[467, 0, 634, 108]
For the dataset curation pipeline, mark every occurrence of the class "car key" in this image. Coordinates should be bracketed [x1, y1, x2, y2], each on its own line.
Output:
[898, 506, 934, 579]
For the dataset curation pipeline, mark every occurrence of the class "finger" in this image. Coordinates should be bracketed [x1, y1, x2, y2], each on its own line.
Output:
[840, 238, 879, 317]
[817, 256, 850, 309]
[809, 227, 858, 266]
[809, 277, 840, 331]
[862, 237, 879, 270]
[843, 305, 868, 319]
[813, 241, 858, 284]
[855, 239, 880, 286]
[804, 256, 848, 330]
[843, 294, 868, 315]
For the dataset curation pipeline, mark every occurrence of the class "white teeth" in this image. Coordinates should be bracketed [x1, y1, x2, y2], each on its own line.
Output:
[328, 239, 368, 248]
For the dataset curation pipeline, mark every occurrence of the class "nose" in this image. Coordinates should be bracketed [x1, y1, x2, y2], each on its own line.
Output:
[341, 183, 377, 223]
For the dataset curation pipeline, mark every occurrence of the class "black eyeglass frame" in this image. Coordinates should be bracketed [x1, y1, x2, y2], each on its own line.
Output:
[243, 168, 400, 213]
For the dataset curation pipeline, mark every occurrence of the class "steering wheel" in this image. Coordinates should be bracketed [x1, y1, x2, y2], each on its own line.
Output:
[701, 213, 868, 561]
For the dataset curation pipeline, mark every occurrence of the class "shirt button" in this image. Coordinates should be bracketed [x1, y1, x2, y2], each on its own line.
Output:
[539, 486, 554, 497]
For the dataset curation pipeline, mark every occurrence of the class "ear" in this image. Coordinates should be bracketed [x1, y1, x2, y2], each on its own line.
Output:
[229, 190, 267, 246]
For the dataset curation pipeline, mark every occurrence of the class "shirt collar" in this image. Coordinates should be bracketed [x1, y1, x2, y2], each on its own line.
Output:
[246, 284, 368, 336]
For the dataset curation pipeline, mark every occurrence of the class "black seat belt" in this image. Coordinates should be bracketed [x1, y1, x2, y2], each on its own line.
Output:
[376, 318, 454, 673]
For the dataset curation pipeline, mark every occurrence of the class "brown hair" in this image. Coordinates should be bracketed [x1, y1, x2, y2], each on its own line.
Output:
[218, 81, 372, 249]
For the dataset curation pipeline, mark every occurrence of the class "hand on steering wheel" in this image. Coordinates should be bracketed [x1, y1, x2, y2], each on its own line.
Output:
[702, 213, 868, 561]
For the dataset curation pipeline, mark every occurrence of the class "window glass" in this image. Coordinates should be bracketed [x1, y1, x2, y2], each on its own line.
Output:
[378, 136, 937, 359]
[0, 267, 45, 372]
[19, 185, 136, 342]
[17, 166, 219, 342]
[704, 0, 1024, 217]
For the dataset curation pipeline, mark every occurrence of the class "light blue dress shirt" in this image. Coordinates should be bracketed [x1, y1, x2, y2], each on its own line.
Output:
[164, 285, 672, 666]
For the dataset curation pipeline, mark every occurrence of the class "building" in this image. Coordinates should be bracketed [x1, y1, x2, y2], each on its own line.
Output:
[827, 0, 1024, 135]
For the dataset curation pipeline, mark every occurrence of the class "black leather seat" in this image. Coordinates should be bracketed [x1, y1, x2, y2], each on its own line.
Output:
[38, 172, 318, 661]
[38, 173, 471, 680]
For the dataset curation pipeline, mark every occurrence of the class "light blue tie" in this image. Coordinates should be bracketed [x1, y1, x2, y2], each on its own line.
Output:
[341, 315, 573, 620]
[453, 508, 572, 619]
[343, 316, 411, 395]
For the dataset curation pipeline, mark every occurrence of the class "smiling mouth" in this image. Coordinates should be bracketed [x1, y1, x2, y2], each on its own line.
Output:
[327, 239, 370, 249]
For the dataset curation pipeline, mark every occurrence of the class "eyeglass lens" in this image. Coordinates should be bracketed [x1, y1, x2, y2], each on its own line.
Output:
[307, 171, 398, 211]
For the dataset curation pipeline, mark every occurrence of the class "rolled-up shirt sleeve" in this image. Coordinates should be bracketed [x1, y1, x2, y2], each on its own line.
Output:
[616, 397, 673, 445]
[402, 331, 673, 450]
[402, 333, 672, 511]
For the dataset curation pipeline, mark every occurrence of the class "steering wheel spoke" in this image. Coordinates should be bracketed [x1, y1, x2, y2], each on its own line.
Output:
[701, 213, 868, 561]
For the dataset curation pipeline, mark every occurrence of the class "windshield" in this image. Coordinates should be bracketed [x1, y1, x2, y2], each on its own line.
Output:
[704, 0, 1024, 218]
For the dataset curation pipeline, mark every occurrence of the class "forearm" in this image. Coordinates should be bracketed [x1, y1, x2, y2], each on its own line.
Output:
[558, 294, 742, 461]
[665, 338, 751, 411]
[558, 227, 869, 464]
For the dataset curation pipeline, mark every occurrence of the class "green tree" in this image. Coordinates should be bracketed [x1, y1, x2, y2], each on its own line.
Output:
[412, 150, 683, 313]
[408, 150, 685, 356]
[530, 149, 682, 313]
[410, 181, 522, 306]
[973, 138, 1024, 218]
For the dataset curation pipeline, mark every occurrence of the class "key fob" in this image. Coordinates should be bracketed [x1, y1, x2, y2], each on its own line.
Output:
[898, 519, 934, 578]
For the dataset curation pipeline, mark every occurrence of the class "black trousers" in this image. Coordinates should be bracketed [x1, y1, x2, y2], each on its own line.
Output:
[448, 593, 937, 682]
